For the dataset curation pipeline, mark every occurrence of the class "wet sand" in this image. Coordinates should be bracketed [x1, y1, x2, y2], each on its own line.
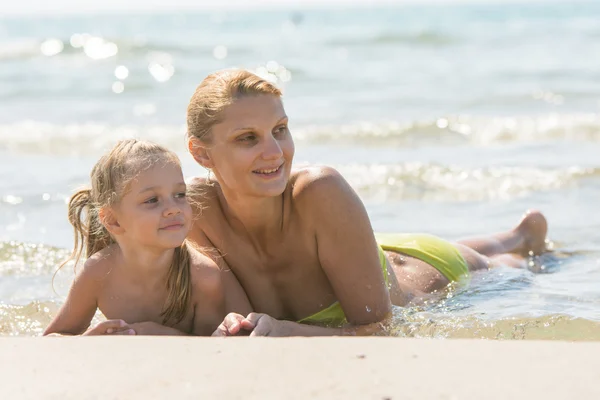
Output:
[3, 337, 599, 399]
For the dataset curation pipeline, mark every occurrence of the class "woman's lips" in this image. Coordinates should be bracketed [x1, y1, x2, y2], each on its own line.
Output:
[252, 164, 283, 178]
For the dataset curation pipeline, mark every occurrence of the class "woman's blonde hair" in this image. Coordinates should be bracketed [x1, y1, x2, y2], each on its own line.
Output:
[186, 69, 282, 143]
[58, 139, 192, 325]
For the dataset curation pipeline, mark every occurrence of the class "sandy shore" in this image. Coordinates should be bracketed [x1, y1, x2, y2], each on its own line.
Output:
[2, 337, 599, 399]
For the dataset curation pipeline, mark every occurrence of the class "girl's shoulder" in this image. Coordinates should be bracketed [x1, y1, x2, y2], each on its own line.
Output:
[73, 245, 120, 290]
[81, 245, 118, 275]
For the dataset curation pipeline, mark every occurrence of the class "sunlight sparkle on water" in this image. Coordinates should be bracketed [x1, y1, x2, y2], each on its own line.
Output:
[148, 63, 174, 82]
[40, 39, 64, 57]
[147, 51, 175, 82]
[84, 37, 118, 60]
[114, 66, 129, 80]
[2, 195, 22, 205]
[213, 45, 227, 60]
[112, 82, 124, 94]
[69, 33, 91, 48]
[255, 63, 292, 86]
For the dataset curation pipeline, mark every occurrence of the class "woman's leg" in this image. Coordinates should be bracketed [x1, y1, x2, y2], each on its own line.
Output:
[456, 210, 548, 258]
[385, 210, 550, 304]
[454, 243, 530, 272]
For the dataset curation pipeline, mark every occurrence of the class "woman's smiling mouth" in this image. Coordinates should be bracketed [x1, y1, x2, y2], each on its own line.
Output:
[253, 163, 284, 178]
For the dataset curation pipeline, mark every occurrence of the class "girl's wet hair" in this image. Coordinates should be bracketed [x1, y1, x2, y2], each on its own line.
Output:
[186, 68, 282, 143]
[57, 139, 192, 325]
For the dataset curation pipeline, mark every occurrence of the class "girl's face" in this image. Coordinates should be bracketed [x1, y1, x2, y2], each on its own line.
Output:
[110, 160, 192, 250]
[194, 94, 295, 198]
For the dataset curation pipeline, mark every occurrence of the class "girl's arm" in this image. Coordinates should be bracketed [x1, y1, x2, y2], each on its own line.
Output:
[44, 258, 133, 336]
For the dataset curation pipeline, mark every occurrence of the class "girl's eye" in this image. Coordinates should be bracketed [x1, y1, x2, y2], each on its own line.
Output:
[175, 192, 187, 199]
[238, 134, 256, 142]
[144, 197, 158, 204]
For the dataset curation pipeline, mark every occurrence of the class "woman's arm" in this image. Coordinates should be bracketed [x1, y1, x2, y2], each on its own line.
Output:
[187, 250, 253, 336]
[296, 166, 393, 325]
[214, 167, 395, 337]
[187, 230, 255, 336]
[213, 312, 392, 337]
[190, 170, 391, 336]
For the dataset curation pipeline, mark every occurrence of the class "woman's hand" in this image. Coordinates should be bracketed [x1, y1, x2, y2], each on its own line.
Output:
[213, 313, 351, 337]
[244, 313, 290, 337]
[213, 313, 291, 337]
[83, 320, 135, 336]
[212, 313, 255, 337]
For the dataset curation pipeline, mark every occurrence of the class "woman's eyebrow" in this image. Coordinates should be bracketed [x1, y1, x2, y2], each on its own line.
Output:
[230, 115, 288, 133]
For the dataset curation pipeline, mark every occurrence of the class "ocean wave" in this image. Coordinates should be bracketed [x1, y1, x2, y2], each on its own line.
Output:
[0, 301, 105, 336]
[3, 114, 600, 156]
[0, 121, 188, 155]
[294, 113, 600, 145]
[0, 301, 57, 336]
[337, 163, 596, 201]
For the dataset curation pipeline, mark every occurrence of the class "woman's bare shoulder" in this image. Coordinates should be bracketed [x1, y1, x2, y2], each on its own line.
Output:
[290, 165, 348, 202]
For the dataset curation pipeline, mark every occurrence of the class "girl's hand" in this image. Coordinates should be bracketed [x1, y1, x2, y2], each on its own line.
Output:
[83, 320, 135, 336]
[212, 313, 255, 337]
[128, 321, 187, 336]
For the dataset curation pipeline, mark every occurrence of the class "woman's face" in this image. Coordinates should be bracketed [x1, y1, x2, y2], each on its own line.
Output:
[198, 94, 295, 198]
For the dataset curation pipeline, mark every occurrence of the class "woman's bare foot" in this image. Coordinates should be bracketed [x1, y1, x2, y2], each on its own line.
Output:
[514, 209, 548, 256]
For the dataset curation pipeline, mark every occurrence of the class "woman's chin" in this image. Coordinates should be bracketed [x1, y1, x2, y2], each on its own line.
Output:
[248, 180, 288, 197]
[248, 170, 289, 196]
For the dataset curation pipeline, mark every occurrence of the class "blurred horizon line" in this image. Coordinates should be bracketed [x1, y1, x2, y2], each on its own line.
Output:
[1, 0, 582, 18]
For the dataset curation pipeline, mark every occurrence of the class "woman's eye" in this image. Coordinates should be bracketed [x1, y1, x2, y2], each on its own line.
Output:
[275, 126, 288, 137]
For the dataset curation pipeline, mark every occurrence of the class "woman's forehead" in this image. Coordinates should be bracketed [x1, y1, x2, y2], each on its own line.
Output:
[220, 95, 286, 126]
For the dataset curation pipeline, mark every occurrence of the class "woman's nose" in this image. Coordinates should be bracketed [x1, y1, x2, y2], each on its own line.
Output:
[262, 135, 283, 160]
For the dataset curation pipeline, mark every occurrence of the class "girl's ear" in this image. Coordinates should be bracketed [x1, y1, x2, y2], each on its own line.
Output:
[188, 136, 214, 169]
[99, 207, 124, 236]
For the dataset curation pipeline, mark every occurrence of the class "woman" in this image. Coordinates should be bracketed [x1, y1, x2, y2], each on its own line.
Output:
[186, 69, 549, 336]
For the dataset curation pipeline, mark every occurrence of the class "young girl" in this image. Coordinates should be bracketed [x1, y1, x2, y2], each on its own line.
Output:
[44, 139, 252, 336]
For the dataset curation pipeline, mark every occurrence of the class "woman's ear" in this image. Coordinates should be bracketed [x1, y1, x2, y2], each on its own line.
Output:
[188, 136, 214, 169]
[98, 207, 124, 236]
